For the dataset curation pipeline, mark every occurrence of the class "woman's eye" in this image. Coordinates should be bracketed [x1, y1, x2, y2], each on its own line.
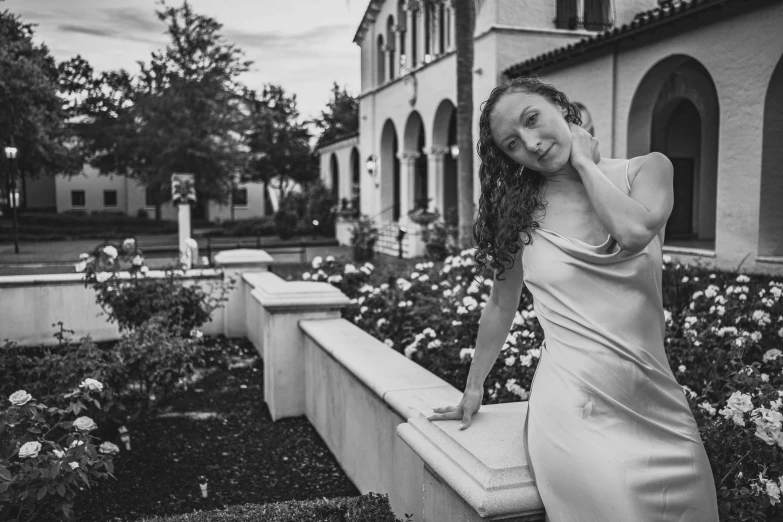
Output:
[508, 139, 517, 150]
[527, 114, 537, 125]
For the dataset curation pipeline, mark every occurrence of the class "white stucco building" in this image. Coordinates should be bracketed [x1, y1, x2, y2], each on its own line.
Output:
[18, 165, 273, 223]
[320, 0, 783, 275]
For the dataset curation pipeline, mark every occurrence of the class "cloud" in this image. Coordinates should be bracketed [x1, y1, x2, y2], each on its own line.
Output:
[104, 7, 162, 34]
[58, 24, 114, 38]
[225, 22, 355, 52]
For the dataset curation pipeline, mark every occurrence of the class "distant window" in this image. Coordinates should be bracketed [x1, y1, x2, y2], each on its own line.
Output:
[232, 188, 248, 207]
[103, 190, 118, 208]
[71, 190, 85, 207]
[145, 187, 156, 207]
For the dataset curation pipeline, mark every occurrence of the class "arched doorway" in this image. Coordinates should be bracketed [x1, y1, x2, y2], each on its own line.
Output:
[759, 54, 783, 257]
[404, 111, 428, 212]
[380, 119, 400, 221]
[628, 55, 719, 249]
[653, 99, 701, 239]
[350, 147, 361, 215]
[329, 153, 339, 204]
[432, 99, 458, 224]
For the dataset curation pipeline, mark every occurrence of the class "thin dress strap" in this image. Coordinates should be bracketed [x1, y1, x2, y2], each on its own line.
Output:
[625, 159, 632, 193]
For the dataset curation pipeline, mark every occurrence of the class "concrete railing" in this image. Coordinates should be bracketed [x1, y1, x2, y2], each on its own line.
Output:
[2, 249, 546, 521]
[246, 272, 546, 522]
[0, 249, 271, 346]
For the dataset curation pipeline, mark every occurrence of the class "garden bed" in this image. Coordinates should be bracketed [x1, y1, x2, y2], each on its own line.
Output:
[58, 336, 360, 522]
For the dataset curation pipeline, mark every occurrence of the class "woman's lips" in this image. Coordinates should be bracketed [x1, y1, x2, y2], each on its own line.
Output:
[539, 145, 552, 161]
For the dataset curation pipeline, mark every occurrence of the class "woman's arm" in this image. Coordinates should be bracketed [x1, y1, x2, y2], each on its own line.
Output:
[428, 248, 525, 429]
[568, 124, 674, 253]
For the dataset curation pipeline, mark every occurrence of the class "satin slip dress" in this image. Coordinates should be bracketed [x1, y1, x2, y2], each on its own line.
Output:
[520, 160, 719, 521]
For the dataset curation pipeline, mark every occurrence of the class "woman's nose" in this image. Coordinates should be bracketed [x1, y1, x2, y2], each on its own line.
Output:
[520, 132, 541, 154]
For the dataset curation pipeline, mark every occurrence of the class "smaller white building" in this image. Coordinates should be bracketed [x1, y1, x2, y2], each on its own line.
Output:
[21, 165, 274, 223]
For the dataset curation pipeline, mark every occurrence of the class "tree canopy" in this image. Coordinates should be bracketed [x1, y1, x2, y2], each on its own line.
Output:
[0, 8, 83, 180]
[312, 83, 358, 149]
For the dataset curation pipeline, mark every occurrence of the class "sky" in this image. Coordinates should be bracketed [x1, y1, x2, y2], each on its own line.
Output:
[5, 0, 368, 123]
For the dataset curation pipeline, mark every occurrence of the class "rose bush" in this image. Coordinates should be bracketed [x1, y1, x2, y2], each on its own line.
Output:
[0, 386, 117, 521]
[299, 252, 783, 521]
[77, 238, 233, 333]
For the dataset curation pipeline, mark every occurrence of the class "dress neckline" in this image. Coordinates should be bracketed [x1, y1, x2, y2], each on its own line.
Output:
[535, 227, 612, 249]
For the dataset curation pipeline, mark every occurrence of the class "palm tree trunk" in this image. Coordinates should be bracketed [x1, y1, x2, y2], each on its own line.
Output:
[455, 0, 475, 249]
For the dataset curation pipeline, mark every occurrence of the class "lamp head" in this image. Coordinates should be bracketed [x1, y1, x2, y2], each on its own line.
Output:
[4, 147, 18, 159]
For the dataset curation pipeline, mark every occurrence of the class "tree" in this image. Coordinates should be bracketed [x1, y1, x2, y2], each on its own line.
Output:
[311, 83, 358, 149]
[244, 85, 317, 205]
[0, 7, 83, 208]
[454, 0, 481, 249]
[71, 1, 252, 220]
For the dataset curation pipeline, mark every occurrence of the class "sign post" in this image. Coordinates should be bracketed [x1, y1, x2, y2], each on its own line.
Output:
[171, 173, 196, 269]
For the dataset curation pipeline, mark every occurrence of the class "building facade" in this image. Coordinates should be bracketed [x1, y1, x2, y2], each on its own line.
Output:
[321, 0, 783, 274]
[22, 166, 271, 223]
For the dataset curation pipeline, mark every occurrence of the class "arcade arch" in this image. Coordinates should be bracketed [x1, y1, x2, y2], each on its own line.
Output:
[628, 55, 719, 248]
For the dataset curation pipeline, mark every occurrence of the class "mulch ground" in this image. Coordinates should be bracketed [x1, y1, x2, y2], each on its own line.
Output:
[56, 337, 359, 522]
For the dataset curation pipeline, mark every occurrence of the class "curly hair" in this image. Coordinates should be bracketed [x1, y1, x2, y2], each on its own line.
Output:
[471, 76, 583, 282]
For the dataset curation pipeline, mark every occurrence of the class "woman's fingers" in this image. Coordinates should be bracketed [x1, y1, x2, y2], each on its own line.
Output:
[426, 411, 460, 421]
[432, 405, 457, 413]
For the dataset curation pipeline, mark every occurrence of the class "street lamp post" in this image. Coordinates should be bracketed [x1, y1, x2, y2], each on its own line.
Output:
[4, 146, 19, 254]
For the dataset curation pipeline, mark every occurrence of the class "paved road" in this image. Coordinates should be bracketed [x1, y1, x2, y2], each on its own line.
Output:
[0, 233, 355, 276]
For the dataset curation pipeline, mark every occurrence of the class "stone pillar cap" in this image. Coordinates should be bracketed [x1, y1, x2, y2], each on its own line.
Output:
[214, 249, 274, 267]
[397, 404, 544, 519]
[250, 272, 350, 312]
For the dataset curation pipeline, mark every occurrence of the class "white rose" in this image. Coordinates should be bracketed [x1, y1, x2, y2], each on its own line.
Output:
[18, 441, 42, 459]
[96, 272, 111, 283]
[383, 339, 394, 348]
[325, 255, 335, 263]
[185, 238, 197, 249]
[69, 439, 84, 449]
[69, 462, 79, 470]
[662, 254, 672, 264]
[764, 349, 783, 362]
[132, 255, 144, 266]
[311, 256, 323, 269]
[79, 378, 104, 392]
[344, 264, 357, 274]
[9, 390, 32, 406]
[73, 416, 97, 432]
[79, 253, 90, 261]
[74, 261, 87, 273]
[99, 441, 121, 455]
[140, 266, 149, 275]
[53, 449, 65, 459]
[678, 365, 686, 373]
[102, 245, 118, 259]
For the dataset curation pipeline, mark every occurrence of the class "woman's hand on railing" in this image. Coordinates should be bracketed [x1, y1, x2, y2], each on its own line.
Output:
[426, 386, 484, 430]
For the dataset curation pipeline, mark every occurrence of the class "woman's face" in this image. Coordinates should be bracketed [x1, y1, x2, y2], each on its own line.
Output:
[489, 90, 572, 172]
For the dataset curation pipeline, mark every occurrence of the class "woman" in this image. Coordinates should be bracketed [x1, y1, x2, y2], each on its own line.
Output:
[427, 77, 719, 521]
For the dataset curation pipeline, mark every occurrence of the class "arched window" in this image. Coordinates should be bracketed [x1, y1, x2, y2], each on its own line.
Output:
[411, 6, 418, 67]
[330, 154, 339, 203]
[377, 35, 385, 84]
[438, 4, 445, 55]
[424, 2, 433, 61]
[397, 0, 406, 69]
[387, 16, 396, 80]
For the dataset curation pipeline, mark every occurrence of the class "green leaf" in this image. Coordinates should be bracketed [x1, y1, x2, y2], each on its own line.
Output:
[37, 487, 47, 500]
[0, 482, 8, 494]
[56, 484, 65, 497]
[0, 465, 11, 481]
[51, 461, 61, 478]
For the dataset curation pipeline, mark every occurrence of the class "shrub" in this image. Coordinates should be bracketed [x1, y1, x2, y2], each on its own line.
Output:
[114, 317, 206, 406]
[134, 492, 409, 522]
[79, 238, 232, 332]
[0, 324, 129, 435]
[349, 216, 379, 263]
[422, 218, 459, 262]
[274, 196, 299, 240]
[0, 385, 118, 521]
